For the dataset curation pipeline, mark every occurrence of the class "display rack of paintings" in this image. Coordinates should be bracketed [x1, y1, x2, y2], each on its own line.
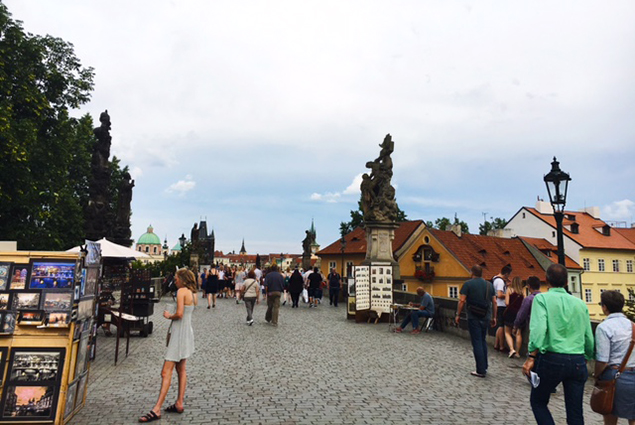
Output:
[370, 264, 393, 315]
[17, 311, 43, 326]
[0, 348, 66, 422]
[353, 266, 370, 311]
[0, 263, 11, 291]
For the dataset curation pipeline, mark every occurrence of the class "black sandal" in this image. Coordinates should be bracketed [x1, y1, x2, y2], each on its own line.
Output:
[165, 403, 184, 414]
[139, 410, 161, 422]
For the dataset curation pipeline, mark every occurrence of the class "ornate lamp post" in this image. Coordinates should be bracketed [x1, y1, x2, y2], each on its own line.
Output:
[178, 234, 186, 250]
[340, 235, 347, 278]
[163, 239, 169, 261]
[544, 157, 571, 266]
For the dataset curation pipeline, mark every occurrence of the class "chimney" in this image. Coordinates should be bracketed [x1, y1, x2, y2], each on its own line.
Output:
[451, 224, 462, 238]
[579, 206, 601, 219]
[536, 201, 554, 215]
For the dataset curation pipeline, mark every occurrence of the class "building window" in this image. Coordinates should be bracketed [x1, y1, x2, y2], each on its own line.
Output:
[145, 246, 149, 253]
[138, 246, 142, 252]
[583, 258, 590, 271]
[570, 276, 577, 293]
[346, 262, 354, 277]
[522, 212, 526, 218]
[584, 289, 593, 303]
[627, 260, 634, 273]
[449, 286, 458, 299]
[329, 261, 336, 270]
[613, 260, 620, 272]
[153, 247, 158, 254]
[401, 284, 407, 291]
[598, 259, 605, 272]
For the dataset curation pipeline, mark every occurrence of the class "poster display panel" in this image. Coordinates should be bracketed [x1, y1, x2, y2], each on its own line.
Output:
[370, 264, 393, 315]
[353, 266, 369, 311]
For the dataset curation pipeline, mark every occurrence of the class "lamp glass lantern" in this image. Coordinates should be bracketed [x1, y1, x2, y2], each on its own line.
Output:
[543, 157, 571, 213]
[178, 234, 186, 249]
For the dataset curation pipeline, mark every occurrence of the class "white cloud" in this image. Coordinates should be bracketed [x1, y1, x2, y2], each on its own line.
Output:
[311, 175, 361, 203]
[343, 174, 363, 195]
[130, 166, 143, 180]
[165, 176, 196, 196]
[602, 199, 635, 222]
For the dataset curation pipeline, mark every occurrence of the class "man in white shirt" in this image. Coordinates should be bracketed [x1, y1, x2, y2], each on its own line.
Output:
[492, 265, 511, 351]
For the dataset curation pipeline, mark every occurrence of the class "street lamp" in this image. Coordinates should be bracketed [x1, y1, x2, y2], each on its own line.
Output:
[340, 235, 347, 278]
[544, 157, 571, 266]
[178, 234, 186, 250]
[163, 238, 169, 261]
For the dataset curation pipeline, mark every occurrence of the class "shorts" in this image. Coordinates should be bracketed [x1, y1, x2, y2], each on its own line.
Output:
[600, 368, 635, 419]
[309, 287, 320, 299]
[496, 307, 506, 329]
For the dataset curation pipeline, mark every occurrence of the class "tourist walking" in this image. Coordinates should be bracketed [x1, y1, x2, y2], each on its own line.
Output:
[522, 263, 594, 425]
[264, 264, 285, 326]
[234, 266, 245, 304]
[503, 276, 525, 358]
[512, 276, 541, 346]
[307, 267, 323, 308]
[205, 267, 219, 308]
[594, 290, 635, 425]
[493, 265, 512, 352]
[139, 268, 197, 423]
[328, 268, 341, 307]
[199, 268, 207, 296]
[217, 266, 226, 298]
[455, 265, 497, 378]
[288, 268, 304, 308]
[240, 270, 260, 325]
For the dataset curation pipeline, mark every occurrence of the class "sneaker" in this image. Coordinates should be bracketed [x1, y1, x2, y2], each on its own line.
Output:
[247, 320, 254, 326]
[470, 371, 486, 378]
[394, 327, 403, 333]
[411, 329, 421, 335]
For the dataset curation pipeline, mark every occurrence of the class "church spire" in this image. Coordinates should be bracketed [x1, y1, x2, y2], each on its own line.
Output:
[240, 238, 246, 255]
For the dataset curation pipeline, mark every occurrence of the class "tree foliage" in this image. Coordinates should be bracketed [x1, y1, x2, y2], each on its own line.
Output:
[425, 215, 470, 234]
[0, 4, 126, 250]
[340, 200, 408, 236]
[478, 217, 508, 235]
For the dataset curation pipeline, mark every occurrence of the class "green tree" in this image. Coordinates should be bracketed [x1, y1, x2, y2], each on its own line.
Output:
[0, 3, 101, 250]
[339, 200, 407, 236]
[479, 217, 508, 235]
[426, 215, 469, 233]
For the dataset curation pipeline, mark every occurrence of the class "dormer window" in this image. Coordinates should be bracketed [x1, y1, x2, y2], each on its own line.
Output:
[602, 225, 611, 236]
[566, 214, 576, 221]
[571, 223, 579, 234]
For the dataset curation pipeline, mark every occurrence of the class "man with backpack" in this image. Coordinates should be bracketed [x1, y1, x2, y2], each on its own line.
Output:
[492, 265, 512, 351]
[455, 265, 498, 378]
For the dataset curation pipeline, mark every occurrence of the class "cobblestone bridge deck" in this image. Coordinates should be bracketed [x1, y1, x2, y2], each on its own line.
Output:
[71, 296, 603, 424]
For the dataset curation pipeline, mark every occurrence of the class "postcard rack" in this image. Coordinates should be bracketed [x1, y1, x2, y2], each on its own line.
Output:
[0, 248, 99, 425]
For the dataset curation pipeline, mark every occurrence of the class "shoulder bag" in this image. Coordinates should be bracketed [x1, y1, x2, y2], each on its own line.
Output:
[590, 321, 635, 415]
[240, 279, 256, 300]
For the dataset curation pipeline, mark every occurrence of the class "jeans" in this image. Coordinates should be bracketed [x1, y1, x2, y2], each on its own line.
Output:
[243, 297, 256, 321]
[329, 288, 340, 306]
[530, 352, 588, 425]
[467, 318, 489, 375]
[265, 292, 281, 324]
[400, 310, 432, 330]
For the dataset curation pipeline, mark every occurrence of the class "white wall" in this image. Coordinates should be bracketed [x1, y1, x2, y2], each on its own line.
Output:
[505, 208, 583, 263]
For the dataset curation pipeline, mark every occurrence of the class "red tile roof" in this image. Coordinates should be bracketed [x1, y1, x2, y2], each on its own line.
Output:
[613, 227, 635, 245]
[317, 221, 424, 255]
[525, 208, 635, 251]
[429, 229, 545, 281]
[518, 236, 583, 270]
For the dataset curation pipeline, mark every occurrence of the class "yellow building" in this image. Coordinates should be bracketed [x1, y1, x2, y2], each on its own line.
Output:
[506, 204, 635, 317]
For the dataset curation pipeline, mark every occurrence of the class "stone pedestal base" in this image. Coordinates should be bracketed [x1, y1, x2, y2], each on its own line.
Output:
[361, 221, 400, 279]
[302, 254, 311, 271]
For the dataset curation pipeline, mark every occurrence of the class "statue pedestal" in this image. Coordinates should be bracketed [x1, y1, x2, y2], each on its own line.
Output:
[302, 254, 312, 271]
[361, 221, 400, 279]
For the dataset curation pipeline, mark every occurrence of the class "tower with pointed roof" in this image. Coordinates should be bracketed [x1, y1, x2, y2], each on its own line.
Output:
[240, 239, 247, 255]
[310, 219, 320, 254]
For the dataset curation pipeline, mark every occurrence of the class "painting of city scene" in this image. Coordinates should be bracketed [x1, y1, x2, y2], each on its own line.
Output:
[9, 265, 30, 290]
[0, 293, 9, 310]
[2, 386, 55, 419]
[77, 298, 94, 321]
[29, 261, 75, 289]
[83, 268, 99, 297]
[11, 292, 40, 311]
[46, 312, 69, 327]
[9, 350, 63, 383]
[0, 263, 11, 291]
[17, 311, 43, 325]
[41, 292, 72, 312]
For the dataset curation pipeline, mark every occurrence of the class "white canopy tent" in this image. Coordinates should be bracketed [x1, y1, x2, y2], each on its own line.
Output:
[66, 238, 151, 260]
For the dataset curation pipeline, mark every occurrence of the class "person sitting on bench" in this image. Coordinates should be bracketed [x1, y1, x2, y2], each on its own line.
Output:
[395, 287, 434, 334]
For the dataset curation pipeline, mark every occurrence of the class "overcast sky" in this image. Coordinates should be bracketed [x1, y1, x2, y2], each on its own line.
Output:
[5, 0, 635, 254]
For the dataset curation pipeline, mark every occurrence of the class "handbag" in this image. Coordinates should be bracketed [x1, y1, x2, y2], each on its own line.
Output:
[590, 322, 635, 415]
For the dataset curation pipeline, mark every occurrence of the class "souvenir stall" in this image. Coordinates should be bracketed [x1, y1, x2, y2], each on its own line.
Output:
[0, 246, 98, 424]
[349, 264, 394, 323]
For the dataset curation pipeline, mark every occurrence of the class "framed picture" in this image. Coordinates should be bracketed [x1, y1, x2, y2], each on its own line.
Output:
[0, 347, 7, 387]
[63, 379, 78, 420]
[85, 241, 101, 266]
[8, 265, 30, 290]
[73, 320, 83, 341]
[1, 312, 16, 334]
[11, 292, 41, 311]
[8, 348, 65, 383]
[41, 291, 72, 312]
[45, 312, 70, 328]
[74, 336, 89, 380]
[28, 260, 75, 290]
[84, 267, 99, 297]
[1, 385, 57, 420]
[74, 372, 88, 410]
[77, 297, 94, 321]
[0, 293, 10, 310]
[17, 311, 43, 326]
[0, 262, 12, 291]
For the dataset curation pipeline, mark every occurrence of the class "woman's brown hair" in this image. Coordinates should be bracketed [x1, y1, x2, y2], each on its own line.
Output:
[176, 268, 198, 293]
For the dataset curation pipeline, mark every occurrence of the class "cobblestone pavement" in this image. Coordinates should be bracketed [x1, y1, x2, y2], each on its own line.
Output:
[72, 295, 603, 425]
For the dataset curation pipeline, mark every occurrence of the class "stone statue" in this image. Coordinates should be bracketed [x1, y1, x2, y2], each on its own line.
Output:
[190, 223, 199, 245]
[85, 110, 113, 241]
[302, 230, 313, 257]
[112, 171, 134, 246]
[360, 134, 400, 223]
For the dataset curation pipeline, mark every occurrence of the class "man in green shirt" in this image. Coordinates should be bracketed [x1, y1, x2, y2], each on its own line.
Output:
[522, 263, 594, 425]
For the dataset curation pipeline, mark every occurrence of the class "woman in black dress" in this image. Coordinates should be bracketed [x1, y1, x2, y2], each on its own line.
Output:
[205, 267, 219, 309]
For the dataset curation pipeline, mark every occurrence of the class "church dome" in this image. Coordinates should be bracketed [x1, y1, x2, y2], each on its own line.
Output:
[138, 225, 161, 245]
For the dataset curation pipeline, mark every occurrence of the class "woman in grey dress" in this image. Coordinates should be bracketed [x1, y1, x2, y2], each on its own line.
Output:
[139, 268, 197, 423]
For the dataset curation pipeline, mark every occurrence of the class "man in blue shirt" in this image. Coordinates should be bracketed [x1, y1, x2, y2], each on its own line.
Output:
[394, 287, 434, 335]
